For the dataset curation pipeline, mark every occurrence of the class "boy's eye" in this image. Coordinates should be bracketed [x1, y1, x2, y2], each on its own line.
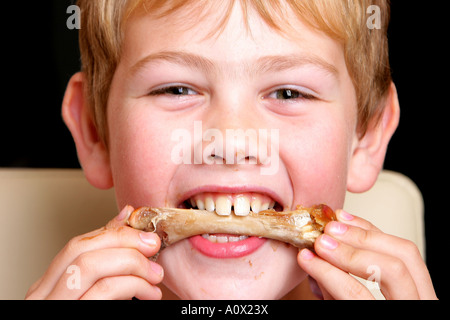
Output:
[274, 89, 300, 100]
[268, 88, 315, 101]
[149, 86, 198, 96]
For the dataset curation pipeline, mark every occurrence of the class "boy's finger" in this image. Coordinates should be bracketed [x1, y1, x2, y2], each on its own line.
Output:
[314, 234, 420, 300]
[80, 275, 162, 300]
[325, 220, 436, 299]
[106, 205, 135, 228]
[64, 225, 161, 268]
[29, 221, 161, 299]
[335, 209, 381, 232]
[298, 249, 374, 300]
[46, 247, 163, 300]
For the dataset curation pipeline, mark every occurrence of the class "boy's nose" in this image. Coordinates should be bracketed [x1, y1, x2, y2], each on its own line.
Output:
[204, 129, 259, 166]
[193, 96, 273, 167]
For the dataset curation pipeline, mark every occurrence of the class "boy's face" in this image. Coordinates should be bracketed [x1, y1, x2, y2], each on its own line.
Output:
[106, 3, 358, 299]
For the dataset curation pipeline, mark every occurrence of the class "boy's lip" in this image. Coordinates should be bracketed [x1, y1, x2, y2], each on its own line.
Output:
[189, 234, 267, 259]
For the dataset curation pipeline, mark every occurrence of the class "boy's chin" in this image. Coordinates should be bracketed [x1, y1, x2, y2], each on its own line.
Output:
[158, 238, 306, 299]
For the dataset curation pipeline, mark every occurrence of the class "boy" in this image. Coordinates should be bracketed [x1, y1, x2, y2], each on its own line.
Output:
[26, 0, 436, 299]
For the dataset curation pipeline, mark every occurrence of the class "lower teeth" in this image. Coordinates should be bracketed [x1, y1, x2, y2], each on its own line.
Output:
[201, 234, 249, 243]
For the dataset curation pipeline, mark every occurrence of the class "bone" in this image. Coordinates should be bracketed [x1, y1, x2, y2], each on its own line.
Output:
[127, 204, 336, 251]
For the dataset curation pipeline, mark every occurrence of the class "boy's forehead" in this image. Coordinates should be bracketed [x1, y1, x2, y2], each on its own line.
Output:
[122, 1, 345, 78]
[126, 0, 288, 37]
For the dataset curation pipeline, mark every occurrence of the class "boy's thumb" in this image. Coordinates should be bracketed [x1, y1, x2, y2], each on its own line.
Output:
[107, 205, 134, 228]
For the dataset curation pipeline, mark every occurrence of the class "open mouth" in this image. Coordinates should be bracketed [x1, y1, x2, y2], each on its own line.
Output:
[129, 190, 335, 259]
[177, 192, 282, 256]
[180, 192, 284, 216]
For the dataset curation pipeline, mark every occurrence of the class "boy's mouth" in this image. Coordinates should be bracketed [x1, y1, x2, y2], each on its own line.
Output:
[177, 192, 283, 256]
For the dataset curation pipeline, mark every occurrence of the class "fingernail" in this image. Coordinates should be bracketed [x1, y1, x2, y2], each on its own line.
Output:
[300, 248, 315, 261]
[320, 234, 338, 250]
[150, 261, 164, 277]
[139, 232, 158, 246]
[339, 210, 354, 221]
[116, 205, 133, 221]
[328, 221, 348, 235]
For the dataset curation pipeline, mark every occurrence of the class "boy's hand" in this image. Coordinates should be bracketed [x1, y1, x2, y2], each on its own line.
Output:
[25, 206, 163, 300]
[298, 210, 437, 300]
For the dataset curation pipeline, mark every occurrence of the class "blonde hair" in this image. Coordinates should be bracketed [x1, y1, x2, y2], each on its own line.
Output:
[77, 0, 391, 143]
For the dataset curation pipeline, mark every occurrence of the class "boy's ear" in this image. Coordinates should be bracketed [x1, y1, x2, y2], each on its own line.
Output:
[347, 82, 400, 193]
[61, 72, 113, 190]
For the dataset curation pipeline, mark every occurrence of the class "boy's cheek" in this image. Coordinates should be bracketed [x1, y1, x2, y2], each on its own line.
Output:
[280, 122, 352, 209]
[107, 116, 181, 208]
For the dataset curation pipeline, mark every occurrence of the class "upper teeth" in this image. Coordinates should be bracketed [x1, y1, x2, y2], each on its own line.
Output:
[188, 193, 276, 216]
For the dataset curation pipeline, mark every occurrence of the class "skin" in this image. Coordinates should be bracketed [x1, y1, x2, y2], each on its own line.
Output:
[26, 2, 436, 299]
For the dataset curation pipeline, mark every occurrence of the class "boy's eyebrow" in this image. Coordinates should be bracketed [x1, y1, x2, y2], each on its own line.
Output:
[256, 54, 339, 78]
[129, 51, 216, 77]
[129, 51, 339, 79]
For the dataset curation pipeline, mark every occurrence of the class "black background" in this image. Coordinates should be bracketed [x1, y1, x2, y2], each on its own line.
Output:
[1, 1, 447, 299]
